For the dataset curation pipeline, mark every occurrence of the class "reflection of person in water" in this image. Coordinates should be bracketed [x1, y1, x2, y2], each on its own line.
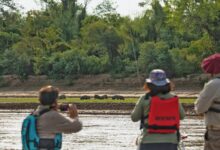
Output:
[131, 69, 185, 150]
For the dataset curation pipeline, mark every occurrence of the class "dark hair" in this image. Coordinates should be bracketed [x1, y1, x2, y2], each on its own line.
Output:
[39, 85, 59, 106]
[147, 83, 171, 96]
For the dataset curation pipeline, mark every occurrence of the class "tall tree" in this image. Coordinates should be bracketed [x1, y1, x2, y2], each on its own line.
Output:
[42, 0, 87, 41]
[167, 0, 220, 44]
[81, 20, 122, 68]
[94, 0, 117, 17]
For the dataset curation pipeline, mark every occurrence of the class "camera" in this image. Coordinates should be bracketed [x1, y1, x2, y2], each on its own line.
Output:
[59, 104, 69, 111]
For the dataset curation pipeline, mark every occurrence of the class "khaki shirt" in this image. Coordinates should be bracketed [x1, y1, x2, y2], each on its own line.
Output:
[33, 105, 82, 139]
[195, 74, 220, 128]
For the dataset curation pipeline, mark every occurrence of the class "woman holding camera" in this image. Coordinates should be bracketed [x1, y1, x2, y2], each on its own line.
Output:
[22, 85, 82, 150]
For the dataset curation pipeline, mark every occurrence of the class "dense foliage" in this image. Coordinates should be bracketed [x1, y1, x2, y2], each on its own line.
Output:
[0, 0, 220, 80]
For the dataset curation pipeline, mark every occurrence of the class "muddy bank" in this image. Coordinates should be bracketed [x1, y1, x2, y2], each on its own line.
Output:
[0, 74, 205, 91]
[0, 103, 196, 115]
[0, 74, 204, 99]
[0, 90, 199, 98]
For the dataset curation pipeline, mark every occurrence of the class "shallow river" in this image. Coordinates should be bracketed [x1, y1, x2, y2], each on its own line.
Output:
[0, 110, 204, 150]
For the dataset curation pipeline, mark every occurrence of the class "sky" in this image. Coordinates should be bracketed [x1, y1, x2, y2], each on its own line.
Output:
[16, 0, 146, 18]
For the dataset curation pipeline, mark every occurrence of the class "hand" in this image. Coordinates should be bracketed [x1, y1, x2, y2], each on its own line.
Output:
[58, 104, 69, 111]
[68, 104, 78, 118]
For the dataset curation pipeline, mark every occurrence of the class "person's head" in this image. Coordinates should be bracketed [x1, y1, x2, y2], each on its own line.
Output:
[144, 69, 172, 96]
[39, 85, 59, 106]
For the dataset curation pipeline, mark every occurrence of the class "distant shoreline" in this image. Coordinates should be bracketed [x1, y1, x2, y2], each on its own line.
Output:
[0, 102, 196, 116]
[0, 90, 199, 98]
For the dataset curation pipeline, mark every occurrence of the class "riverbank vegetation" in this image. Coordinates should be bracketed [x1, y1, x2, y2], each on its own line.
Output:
[1, 0, 220, 81]
[0, 97, 195, 104]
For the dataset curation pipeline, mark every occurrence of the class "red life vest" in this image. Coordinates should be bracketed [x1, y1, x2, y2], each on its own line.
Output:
[148, 96, 180, 134]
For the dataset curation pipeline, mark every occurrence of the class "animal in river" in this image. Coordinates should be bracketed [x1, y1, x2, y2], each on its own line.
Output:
[111, 95, 125, 100]
[59, 94, 66, 99]
[94, 94, 108, 99]
[80, 95, 91, 100]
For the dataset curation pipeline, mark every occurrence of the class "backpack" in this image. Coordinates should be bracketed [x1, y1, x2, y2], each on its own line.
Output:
[21, 109, 62, 150]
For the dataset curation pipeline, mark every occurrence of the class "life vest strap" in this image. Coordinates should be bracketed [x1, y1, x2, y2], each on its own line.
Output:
[140, 115, 149, 129]
[207, 86, 220, 113]
[33, 108, 51, 117]
[147, 125, 178, 130]
[213, 101, 220, 104]
[208, 107, 220, 113]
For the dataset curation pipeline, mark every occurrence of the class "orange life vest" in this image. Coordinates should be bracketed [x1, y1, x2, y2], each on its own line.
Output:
[147, 96, 180, 134]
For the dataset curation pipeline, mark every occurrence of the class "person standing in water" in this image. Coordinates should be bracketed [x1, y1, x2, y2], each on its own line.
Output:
[195, 53, 220, 150]
[131, 69, 185, 150]
[22, 85, 82, 150]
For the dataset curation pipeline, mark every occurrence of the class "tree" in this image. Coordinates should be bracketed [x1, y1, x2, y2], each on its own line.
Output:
[1, 0, 220, 79]
[167, 0, 220, 46]
[1, 47, 33, 80]
[93, 0, 122, 27]
[0, 11, 21, 52]
[0, 0, 16, 12]
[94, 0, 117, 17]
[81, 20, 123, 69]
[138, 41, 174, 76]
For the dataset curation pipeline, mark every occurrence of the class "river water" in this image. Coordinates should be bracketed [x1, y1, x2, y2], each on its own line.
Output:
[0, 111, 204, 150]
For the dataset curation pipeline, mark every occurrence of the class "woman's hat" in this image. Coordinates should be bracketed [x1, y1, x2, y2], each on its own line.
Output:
[146, 69, 170, 86]
[201, 53, 220, 74]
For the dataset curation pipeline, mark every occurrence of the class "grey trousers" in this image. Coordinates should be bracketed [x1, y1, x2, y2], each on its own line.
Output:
[137, 143, 178, 150]
[204, 130, 220, 150]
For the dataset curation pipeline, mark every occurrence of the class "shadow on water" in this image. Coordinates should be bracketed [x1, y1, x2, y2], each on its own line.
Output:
[0, 110, 204, 150]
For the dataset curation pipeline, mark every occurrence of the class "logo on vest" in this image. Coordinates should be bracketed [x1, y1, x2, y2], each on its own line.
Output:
[155, 116, 176, 121]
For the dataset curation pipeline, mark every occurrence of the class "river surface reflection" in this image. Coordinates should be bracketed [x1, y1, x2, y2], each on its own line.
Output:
[0, 111, 204, 150]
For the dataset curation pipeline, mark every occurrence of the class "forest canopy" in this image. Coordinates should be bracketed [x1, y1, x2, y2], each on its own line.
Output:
[0, 0, 220, 80]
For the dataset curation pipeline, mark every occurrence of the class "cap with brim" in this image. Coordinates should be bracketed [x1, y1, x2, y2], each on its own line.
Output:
[146, 69, 170, 86]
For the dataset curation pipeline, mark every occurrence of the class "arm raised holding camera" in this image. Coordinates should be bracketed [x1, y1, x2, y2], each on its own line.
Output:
[36, 86, 82, 134]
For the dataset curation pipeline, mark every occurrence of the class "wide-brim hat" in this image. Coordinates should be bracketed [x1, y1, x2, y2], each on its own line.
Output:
[146, 69, 170, 86]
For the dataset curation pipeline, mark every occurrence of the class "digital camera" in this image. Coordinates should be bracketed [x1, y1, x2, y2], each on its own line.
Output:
[59, 104, 69, 111]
